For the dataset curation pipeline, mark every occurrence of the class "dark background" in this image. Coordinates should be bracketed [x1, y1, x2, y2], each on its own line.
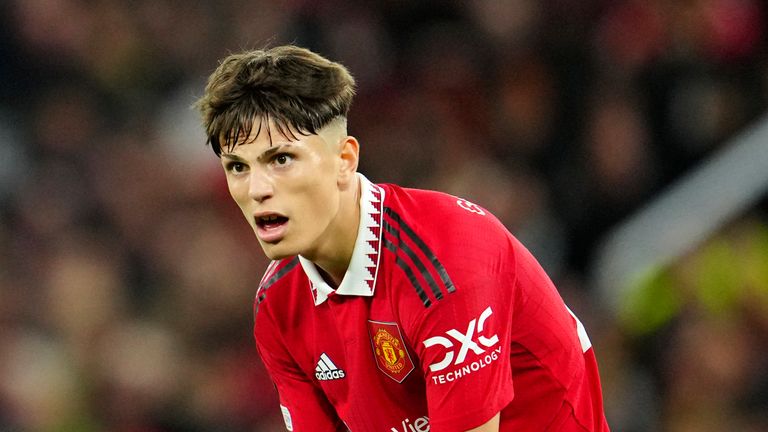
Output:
[1, 1, 767, 431]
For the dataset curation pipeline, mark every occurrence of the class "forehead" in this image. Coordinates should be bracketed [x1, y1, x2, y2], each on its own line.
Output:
[221, 119, 322, 158]
[243, 116, 306, 144]
[222, 117, 297, 147]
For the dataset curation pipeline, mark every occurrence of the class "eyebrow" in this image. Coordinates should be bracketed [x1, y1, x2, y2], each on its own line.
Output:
[220, 144, 294, 163]
[220, 153, 246, 163]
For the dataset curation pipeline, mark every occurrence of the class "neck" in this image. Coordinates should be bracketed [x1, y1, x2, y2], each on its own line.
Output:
[308, 175, 361, 288]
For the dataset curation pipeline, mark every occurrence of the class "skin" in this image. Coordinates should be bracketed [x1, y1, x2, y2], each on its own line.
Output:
[468, 413, 499, 431]
[221, 116, 501, 431]
[221, 117, 360, 287]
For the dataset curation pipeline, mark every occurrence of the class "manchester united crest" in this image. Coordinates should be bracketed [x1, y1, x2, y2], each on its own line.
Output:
[368, 320, 415, 383]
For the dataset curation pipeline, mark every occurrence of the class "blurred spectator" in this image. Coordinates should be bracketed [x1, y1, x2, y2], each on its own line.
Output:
[620, 217, 768, 430]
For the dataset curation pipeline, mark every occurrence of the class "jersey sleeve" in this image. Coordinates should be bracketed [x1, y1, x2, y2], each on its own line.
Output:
[254, 308, 347, 432]
[409, 257, 517, 432]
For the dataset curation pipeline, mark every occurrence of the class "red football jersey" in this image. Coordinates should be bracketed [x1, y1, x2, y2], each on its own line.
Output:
[254, 174, 609, 432]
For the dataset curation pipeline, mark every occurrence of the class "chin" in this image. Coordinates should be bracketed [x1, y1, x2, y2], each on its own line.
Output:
[259, 242, 299, 261]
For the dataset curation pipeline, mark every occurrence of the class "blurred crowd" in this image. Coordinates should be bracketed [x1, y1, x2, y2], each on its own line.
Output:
[1, 1, 767, 431]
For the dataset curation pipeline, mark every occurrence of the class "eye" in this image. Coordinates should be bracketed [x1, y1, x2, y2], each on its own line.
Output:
[273, 153, 294, 166]
[225, 161, 247, 174]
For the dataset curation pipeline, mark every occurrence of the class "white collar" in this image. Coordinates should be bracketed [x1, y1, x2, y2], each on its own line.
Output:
[299, 173, 385, 305]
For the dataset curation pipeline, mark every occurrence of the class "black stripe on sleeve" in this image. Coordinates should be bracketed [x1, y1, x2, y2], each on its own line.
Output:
[382, 220, 444, 301]
[257, 257, 300, 306]
[383, 238, 432, 308]
[383, 207, 456, 294]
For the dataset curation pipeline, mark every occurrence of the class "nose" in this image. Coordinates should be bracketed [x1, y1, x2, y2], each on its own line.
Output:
[248, 169, 274, 202]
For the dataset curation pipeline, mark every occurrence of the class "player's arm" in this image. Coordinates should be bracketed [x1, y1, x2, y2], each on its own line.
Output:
[466, 413, 500, 431]
[255, 313, 347, 431]
[258, 352, 346, 431]
[409, 267, 515, 431]
[397, 195, 514, 431]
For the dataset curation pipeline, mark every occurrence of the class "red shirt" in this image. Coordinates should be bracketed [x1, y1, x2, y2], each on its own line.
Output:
[254, 174, 610, 432]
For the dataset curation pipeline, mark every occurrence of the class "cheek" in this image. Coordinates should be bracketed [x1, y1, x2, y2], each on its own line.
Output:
[315, 187, 341, 229]
[295, 180, 338, 222]
[227, 179, 251, 211]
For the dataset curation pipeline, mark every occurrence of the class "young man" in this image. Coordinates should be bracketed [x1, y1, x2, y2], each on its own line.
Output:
[196, 45, 610, 432]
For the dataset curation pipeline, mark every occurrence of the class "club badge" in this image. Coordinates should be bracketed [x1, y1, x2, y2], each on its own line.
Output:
[368, 320, 415, 383]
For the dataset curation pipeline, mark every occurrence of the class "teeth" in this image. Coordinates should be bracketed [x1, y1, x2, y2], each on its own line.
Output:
[261, 215, 280, 222]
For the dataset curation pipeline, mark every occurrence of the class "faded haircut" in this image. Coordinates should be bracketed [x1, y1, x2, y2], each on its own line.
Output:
[195, 45, 356, 156]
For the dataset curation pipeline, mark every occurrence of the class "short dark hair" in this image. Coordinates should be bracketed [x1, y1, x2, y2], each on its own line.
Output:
[195, 45, 356, 156]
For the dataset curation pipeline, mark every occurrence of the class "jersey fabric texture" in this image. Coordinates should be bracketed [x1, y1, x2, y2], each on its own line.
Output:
[254, 174, 610, 432]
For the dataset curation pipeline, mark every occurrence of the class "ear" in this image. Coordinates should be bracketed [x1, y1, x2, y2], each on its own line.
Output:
[338, 136, 360, 187]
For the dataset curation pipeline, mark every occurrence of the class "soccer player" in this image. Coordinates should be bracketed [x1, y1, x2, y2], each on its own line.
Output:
[195, 45, 610, 432]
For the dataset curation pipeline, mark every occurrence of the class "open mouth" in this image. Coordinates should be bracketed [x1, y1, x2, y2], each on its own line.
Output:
[254, 214, 289, 243]
[256, 214, 289, 229]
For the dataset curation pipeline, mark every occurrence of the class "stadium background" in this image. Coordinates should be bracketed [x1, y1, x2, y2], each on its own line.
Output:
[1, 1, 767, 431]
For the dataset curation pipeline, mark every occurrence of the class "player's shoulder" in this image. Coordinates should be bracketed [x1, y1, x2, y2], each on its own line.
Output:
[377, 182, 517, 294]
[254, 256, 303, 314]
[380, 182, 510, 244]
[381, 182, 460, 207]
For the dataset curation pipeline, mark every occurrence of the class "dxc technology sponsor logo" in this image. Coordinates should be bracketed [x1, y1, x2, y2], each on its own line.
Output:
[422, 306, 501, 384]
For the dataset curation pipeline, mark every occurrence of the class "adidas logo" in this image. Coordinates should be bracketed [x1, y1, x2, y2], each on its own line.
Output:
[315, 353, 346, 381]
